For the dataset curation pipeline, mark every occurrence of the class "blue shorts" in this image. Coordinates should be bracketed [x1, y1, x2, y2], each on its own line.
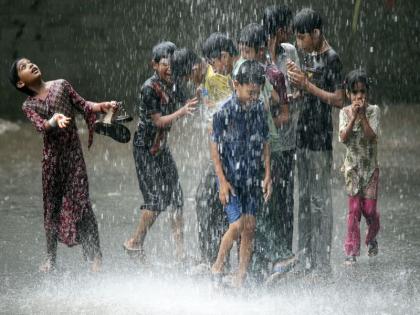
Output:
[223, 186, 262, 224]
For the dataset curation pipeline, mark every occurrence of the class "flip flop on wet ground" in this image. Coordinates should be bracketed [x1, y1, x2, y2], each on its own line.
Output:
[264, 255, 298, 286]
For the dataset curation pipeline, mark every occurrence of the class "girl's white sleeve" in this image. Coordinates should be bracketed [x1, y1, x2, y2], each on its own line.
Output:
[338, 108, 348, 142]
[368, 105, 380, 136]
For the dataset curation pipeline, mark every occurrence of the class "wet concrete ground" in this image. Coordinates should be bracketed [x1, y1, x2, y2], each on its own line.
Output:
[1, 104, 419, 314]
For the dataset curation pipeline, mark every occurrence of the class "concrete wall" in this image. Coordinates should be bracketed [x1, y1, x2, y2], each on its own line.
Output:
[1, 0, 419, 119]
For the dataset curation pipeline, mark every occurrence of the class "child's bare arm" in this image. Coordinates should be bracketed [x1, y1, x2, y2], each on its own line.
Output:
[91, 101, 118, 113]
[263, 142, 271, 181]
[340, 103, 361, 143]
[262, 142, 272, 202]
[210, 141, 234, 206]
[287, 60, 344, 108]
[339, 115, 356, 143]
[305, 81, 344, 108]
[289, 66, 344, 108]
[151, 98, 198, 128]
[359, 110, 377, 141]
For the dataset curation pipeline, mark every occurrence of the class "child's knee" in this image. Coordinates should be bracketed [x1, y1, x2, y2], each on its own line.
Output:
[245, 216, 256, 230]
[229, 218, 244, 237]
[242, 215, 256, 235]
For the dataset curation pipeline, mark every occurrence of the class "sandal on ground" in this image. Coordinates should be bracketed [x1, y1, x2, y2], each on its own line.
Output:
[264, 255, 297, 286]
[344, 255, 357, 266]
[272, 255, 297, 273]
[367, 240, 378, 257]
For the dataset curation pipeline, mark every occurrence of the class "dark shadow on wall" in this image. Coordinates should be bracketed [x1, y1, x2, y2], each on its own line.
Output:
[1, 0, 419, 119]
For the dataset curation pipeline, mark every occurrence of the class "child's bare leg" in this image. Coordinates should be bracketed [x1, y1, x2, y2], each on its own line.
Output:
[170, 210, 184, 261]
[235, 215, 256, 287]
[91, 256, 102, 272]
[125, 209, 159, 250]
[79, 212, 103, 272]
[40, 230, 57, 272]
[211, 218, 243, 274]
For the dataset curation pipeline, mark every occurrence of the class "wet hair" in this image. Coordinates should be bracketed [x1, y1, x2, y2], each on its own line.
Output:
[293, 8, 323, 34]
[152, 41, 177, 63]
[234, 60, 265, 86]
[344, 69, 370, 92]
[170, 48, 201, 80]
[263, 5, 293, 37]
[239, 23, 267, 51]
[202, 32, 238, 60]
[9, 57, 35, 96]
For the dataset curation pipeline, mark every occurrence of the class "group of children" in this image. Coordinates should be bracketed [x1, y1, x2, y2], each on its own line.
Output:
[9, 5, 380, 287]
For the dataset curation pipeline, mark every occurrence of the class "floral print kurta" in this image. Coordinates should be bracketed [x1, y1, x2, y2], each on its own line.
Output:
[339, 104, 380, 199]
[22, 79, 97, 246]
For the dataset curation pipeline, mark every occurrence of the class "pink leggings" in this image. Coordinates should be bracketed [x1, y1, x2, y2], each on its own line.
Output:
[344, 196, 380, 256]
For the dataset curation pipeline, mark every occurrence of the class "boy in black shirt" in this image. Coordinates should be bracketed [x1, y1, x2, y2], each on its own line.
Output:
[124, 42, 198, 262]
[287, 8, 344, 274]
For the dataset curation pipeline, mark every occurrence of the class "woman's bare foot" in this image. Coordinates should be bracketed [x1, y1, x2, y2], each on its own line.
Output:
[91, 256, 102, 272]
[39, 257, 56, 273]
